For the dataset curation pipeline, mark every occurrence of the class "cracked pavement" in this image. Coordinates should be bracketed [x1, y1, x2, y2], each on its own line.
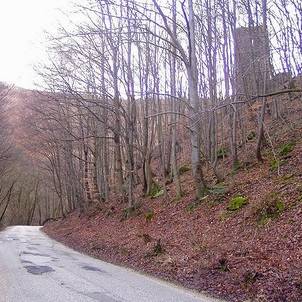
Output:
[0, 226, 221, 302]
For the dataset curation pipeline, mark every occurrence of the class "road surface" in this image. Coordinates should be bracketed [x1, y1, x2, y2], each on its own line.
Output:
[0, 226, 221, 302]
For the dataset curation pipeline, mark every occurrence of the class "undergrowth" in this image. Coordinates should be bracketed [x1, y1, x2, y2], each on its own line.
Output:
[255, 192, 285, 226]
[227, 196, 248, 211]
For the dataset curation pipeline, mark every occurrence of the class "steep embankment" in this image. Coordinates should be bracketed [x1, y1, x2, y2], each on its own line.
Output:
[44, 120, 302, 302]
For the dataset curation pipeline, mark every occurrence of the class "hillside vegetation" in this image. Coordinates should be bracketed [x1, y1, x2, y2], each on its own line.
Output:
[45, 108, 302, 302]
[0, 0, 301, 301]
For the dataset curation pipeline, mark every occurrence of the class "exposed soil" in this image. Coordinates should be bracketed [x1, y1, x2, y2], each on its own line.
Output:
[44, 120, 302, 302]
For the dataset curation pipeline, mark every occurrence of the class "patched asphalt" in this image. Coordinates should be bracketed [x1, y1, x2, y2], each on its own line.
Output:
[0, 226, 221, 302]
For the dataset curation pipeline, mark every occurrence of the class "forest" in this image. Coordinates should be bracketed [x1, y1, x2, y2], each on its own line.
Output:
[0, 0, 300, 222]
[0, 0, 301, 300]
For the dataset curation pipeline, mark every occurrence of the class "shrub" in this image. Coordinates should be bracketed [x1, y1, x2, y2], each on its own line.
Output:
[278, 142, 295, 157]
[216, 258, 230, 272]
[149, 182, 164, 198]
[232, 160, 241, 174]
[178, 164, 191, 175]
[281, 174, 294, 181]
[153, 239, 164, 256]
[186, 200, 201, 212]
[208, 184, 227, 195]
[141, 233, 152, 244]
[227, 196, 248, 211]
[144, 239, 165, 258]
[270, 159, 280, 172]
[144, 209, 154, 222]
[247, 131, 256, 141]
[152, 189, 164, 198]
[243, 271, 262, 287]
[257, 192, 285, 225]
[217, 147, 228, 159]
[122, 203, 141, 220]
[207, 184, 227, 206]
[270, 158, 288, 172]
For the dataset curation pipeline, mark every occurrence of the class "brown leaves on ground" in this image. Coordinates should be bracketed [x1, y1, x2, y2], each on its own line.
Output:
[44, 130, 302, 302]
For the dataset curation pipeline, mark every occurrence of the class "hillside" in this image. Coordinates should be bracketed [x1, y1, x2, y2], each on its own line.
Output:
[44, 114, 302, 302]
[0, 0, 301, 301]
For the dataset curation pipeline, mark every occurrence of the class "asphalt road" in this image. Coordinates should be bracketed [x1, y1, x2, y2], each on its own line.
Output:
[0, 226, 221, 302]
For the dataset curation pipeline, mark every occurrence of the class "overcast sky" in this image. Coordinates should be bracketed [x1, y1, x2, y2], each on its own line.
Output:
[0, 0, 72, 89]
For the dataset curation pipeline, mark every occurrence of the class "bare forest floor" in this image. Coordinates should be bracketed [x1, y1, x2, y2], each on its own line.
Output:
[44, 115, 302, 302]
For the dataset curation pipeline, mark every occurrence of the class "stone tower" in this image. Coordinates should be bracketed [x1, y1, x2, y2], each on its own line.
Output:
[234, 26, 272, 97]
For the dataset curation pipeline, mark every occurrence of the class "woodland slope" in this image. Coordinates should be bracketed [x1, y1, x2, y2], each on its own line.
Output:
[45, 115, 302, 302]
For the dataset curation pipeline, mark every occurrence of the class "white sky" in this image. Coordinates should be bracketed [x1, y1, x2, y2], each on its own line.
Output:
[0, 0, 72, 89]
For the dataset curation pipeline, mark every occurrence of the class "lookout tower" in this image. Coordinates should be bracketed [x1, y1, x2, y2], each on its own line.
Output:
[234, 26, 272, 97]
